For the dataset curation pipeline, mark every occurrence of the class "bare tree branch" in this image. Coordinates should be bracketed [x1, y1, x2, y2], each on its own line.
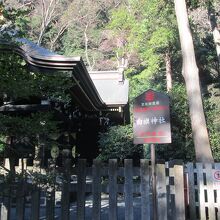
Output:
[37, 0, 60, 45]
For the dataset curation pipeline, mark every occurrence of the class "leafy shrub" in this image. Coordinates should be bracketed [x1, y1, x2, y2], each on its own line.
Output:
[97, 125, 143, 163]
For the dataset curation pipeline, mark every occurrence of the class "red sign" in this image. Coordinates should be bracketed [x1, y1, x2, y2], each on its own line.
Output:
[145, 90, 155, 102]
[133, 89, 171, 144]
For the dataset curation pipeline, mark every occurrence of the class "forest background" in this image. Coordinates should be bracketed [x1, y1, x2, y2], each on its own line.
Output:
[0, 0, 220, 163]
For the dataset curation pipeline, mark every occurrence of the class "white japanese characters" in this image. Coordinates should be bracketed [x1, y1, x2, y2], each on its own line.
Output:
[136, 116, 166, 125]
[141, 101, 160, 107]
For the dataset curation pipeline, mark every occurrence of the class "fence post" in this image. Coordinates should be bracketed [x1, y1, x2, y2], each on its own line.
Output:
[61, 158, 71, 220]
[46, 159, 56, 220]
[16, 179, 25, 220]
[92, 159, 102, 220]
[140, 159, 150, 220]
[204, 163, 215, 220]
[187, 163, 197, 220]
[46, 189, 55, 220]
[215, 163, 220, 220]
[109, 159, 118, 220]
[197, 163, 206, 220]
[1, 185, 11, 220]
[174, 163, 185, 220]
[156, 163, 167, 220]
[31, 184, 40, 220]
[125, 159, 133, 220]
[77, 159, 87, 220]
[151, 144, 157, 220]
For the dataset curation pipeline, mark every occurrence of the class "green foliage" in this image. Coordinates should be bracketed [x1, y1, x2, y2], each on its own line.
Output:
[108, 0, 180, 97]
[128, 68, 166, 100]
[205, 97, 220, 161]
[97, 125, 143, 162]
[186, 0, 200, 9]
[1, 0, 220, 163]
[0, 168, 58, 195]
[106, 0, 220, 162]
[156, 83, 220, 162]
[0, 3, 30, 39]
[0, 50, 72, 158]
[0, 112, 59, 138]
[0, 53, 72, 103]
[0, 52, 72, 157]
[108, 6, 135, 32]
[156, 84, 195, 161]
[0, 112, 60, 158]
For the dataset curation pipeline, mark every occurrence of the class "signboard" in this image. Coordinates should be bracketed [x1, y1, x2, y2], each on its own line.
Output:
[133, 89, 171, 144]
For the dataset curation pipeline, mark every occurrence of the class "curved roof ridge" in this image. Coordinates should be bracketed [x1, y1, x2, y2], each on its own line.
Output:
[0, 38, 107, 111]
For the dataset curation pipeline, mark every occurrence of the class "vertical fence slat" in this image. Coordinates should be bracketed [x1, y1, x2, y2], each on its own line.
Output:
[156, 163, 167, 220]
[31, 185, 40, 220]
[205, 163, 215, 220]
[92, 159, 102, 220]
[174, 163, 185, 220]
[166, 162, 172, 220]
[77, 159, 87, 220]
[46, 159, 55, 220]
[4, 159, 220, 220]
[1, 190, 11, 220]
[46, 189, 55, 220]
[197, 163, 206, 220]
[140, 159, 150, 220]
[187, 163, 197, 220]
[214, 163, 220, 220]
[16, 181, 25, 220]
[125, 159, 133, 220]
[109, 159, 118, 220]
[61, 158, 71, 220]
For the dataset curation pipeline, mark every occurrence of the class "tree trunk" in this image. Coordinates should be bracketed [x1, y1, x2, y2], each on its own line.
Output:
[37, 24, 46, 46]
[165, 50, 172, 92]
[174, 0, 214, 162]
[37, 0, 58, 46]
[84, 24, 95, 71]
[207, 1, 220, 65]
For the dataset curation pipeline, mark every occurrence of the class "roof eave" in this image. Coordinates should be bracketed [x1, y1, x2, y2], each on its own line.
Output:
[0, 39, 107, 111]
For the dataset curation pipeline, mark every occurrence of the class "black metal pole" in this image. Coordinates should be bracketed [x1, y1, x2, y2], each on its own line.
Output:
[151, 143, 157, 220]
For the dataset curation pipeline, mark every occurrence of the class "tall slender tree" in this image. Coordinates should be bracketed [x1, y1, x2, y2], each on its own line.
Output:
[174, 0, 214, 162]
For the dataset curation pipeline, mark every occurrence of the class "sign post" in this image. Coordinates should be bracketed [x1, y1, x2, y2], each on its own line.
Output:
[133, 89, 171, 220]
[150, 143, 157, 220]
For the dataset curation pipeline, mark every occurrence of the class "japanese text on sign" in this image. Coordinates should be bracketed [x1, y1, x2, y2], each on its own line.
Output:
[136, 116, 166, 125]
[133, 89, 171, 144]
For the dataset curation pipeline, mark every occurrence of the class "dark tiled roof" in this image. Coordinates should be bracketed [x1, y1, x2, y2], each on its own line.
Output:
[89, 71, 129, 106]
